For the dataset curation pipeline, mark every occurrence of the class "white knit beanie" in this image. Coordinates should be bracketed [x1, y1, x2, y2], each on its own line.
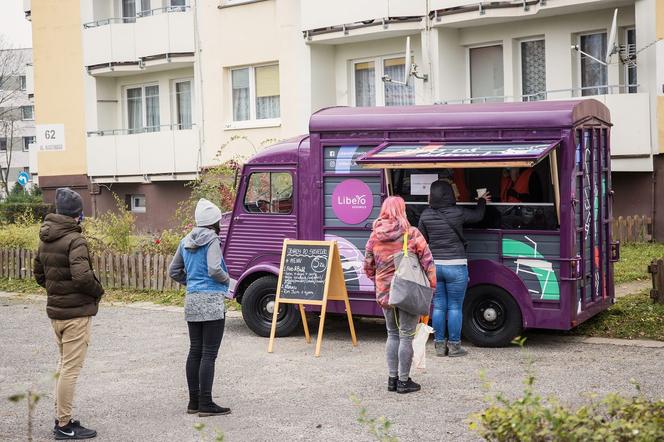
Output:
[194, 198, 222, 227]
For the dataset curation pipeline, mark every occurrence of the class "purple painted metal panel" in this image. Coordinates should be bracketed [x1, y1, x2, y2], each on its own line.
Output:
[229, 262, 281, 299]
[310, 100, 611, 133]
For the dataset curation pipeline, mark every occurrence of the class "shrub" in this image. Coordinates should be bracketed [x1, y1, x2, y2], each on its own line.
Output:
[0, 202, 53, 223]
[83, 193, 136, 255]
[470, 339, 664, 441]
[0, 214, 40, 250]
[3, 183, 43, 204]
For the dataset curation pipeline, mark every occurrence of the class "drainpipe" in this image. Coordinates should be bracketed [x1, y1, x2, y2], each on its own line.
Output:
[652, 169, 657, 241]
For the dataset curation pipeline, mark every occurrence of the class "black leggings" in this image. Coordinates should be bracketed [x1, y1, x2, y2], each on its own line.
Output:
[186, 319, 225, 406]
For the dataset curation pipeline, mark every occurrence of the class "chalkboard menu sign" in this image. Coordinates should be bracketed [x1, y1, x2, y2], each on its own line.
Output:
[269, 240, 358, 357]
[278, 244, 330, 301]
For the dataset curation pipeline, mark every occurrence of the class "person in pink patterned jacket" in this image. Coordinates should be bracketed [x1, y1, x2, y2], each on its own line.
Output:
[364, 196, 436, 394]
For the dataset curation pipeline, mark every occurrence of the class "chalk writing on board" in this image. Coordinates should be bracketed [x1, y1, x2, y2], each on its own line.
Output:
[279, 244, 330, 301]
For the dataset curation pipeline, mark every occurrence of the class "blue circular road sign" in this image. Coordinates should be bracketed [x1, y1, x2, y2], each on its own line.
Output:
[17, 171, 30, 187]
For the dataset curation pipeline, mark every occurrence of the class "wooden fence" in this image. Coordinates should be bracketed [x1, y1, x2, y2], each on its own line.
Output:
[612, 215, 652, 244]
[649, 258, 664, 304]
[0, 249, 179, 292]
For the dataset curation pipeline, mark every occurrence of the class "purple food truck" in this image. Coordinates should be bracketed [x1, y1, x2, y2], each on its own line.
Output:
[221, 100, 618, 346]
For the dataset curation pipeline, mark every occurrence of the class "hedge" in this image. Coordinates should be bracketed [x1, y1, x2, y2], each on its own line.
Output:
[0, 203, 54, 223]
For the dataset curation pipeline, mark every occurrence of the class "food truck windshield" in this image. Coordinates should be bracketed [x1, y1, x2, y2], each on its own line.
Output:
[357, 141, 561, 231]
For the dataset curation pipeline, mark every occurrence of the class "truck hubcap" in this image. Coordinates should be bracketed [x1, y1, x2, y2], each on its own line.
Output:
[266, 300, 275, 314]
[483, 307, 498, 322]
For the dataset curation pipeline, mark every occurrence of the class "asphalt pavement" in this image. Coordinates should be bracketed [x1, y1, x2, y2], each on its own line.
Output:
[1, 294, 663, 442]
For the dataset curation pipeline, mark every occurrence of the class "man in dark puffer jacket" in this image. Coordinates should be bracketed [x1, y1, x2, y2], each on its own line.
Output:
[418, 180, 488, 357]
[34, 188, 103, 440]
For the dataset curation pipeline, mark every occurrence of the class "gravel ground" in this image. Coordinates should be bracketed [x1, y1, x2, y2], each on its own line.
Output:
[1, 295, 663, 442]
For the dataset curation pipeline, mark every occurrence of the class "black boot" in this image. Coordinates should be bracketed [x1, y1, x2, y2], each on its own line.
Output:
[187, 397, 199, 415]
[199, 402, 231, 417]
[397, 378, 421, 394]
[199, 395, 231, 417]
[387, 376, 398, 392]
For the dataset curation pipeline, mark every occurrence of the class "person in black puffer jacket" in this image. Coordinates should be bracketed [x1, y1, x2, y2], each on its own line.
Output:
[418, 180, 490, 357]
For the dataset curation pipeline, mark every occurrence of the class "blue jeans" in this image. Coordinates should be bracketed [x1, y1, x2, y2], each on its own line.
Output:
[433, 265, 469, 343]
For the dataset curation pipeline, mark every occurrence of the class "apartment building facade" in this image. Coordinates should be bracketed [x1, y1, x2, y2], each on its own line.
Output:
[27, 0, 664, 236]
[0, 48, 35, 198]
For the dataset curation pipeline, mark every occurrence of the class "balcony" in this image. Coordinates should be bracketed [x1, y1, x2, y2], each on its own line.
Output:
[440, 85, 653, 172]
[301, 0, 426, 44]
[428, 0, 624, 28]
[82, 7, 194, 76]
[86, 126, 199, 182]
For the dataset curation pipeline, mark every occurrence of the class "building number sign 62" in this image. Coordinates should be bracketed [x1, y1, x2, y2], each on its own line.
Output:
[44, 129, 56, 139]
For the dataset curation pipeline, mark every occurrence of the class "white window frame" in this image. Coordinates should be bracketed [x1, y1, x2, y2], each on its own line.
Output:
[123, 83, 160, 134]
[130, 194, 146, 213]
[576, 31, 608, 96]
[226, 63, 281, 130]
[21, 105, 34, 121]
[518, 37, 546, 100]
[350, 53, 415, 107]
[623, 27, 637, 93]
[466, 42, 505, 102]
[171, 77, 194, 130]
[22, 136, 35, 152]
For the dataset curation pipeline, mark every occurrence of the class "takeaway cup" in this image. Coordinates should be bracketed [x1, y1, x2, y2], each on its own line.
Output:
[476, 188, 487, 199]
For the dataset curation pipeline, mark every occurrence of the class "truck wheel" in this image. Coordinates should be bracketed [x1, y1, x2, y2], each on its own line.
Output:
[241, 276, 300, 337]
[462, 285, 523, 347]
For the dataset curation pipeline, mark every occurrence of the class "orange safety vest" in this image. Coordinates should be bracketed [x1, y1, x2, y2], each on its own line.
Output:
[500, 169, 534, 203]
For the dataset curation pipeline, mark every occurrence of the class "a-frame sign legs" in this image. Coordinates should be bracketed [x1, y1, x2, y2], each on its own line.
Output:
[299, 304, 311, 344]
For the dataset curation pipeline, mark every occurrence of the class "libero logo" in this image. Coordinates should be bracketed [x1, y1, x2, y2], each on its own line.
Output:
[332, 179, 373, 225]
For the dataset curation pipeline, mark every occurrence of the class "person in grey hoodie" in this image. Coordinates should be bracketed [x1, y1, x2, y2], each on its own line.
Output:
[169, 198, 231, 417]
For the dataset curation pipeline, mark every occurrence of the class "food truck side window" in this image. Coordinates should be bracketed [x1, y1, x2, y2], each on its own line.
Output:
[243, 172, 293, 214]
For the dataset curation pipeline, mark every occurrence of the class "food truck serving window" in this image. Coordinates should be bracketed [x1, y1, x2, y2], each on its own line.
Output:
[356, 141, 559, 169]
[356, 141, 562, 231]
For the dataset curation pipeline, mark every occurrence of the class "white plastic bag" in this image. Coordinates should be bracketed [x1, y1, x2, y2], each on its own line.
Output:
[411, 322, 434, 375]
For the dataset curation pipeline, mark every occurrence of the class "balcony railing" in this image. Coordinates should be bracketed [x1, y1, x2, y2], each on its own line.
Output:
[87, 123, 193, 137]
[83, 6, 191, 28]
[86, 125, 199, 179]
[439, 84, 640, 104]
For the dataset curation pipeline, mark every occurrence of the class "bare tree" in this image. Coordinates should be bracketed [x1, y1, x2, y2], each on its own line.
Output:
[0, 37, 28, 196]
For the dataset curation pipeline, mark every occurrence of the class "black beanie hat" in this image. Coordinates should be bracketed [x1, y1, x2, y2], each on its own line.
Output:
[429, 180, 456, 209]
[55, 187, 83, 218]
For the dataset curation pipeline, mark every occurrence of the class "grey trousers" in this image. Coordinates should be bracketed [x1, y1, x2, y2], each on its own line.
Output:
[382, 307, 419, 381]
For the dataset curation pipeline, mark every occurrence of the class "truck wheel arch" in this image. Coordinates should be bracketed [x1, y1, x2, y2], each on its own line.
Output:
[467, 259, 535, 329]
[233, 265, 280, 304]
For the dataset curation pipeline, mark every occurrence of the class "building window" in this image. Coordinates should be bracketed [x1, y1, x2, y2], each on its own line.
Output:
[129, 194, 146, 213]
[470, 45, 504, 102]
[243, 172, 293, 214]
[579, 32, 608, 96]
[19, 76, 26, 91]
[231, 64, 280, 122]
[520, 39, 546, 101]
[223, 0, 259, 6]
[0, 138, 6, 151]
[174, 80, 192, 130]
[354, 61, 376, 107]
[625, 28, 637, 93]
[21, 105, 34, 120]
[352, 55, 415, 107]
[23, 136, 35, 152]
[126, 84, 160, 134]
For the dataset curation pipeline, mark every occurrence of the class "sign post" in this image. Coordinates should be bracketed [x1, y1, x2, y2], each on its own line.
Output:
[268, 240, 357, 357]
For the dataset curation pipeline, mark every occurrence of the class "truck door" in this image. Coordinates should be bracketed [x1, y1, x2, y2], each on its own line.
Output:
[575, 127, 611, 315]
[224, 167, 297, 278]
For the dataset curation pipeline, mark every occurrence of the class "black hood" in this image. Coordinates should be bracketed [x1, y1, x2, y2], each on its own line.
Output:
[429, 180, 456, 209]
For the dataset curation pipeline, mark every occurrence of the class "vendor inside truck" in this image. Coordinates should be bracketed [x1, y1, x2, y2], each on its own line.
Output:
[389, 155, 557, 231]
